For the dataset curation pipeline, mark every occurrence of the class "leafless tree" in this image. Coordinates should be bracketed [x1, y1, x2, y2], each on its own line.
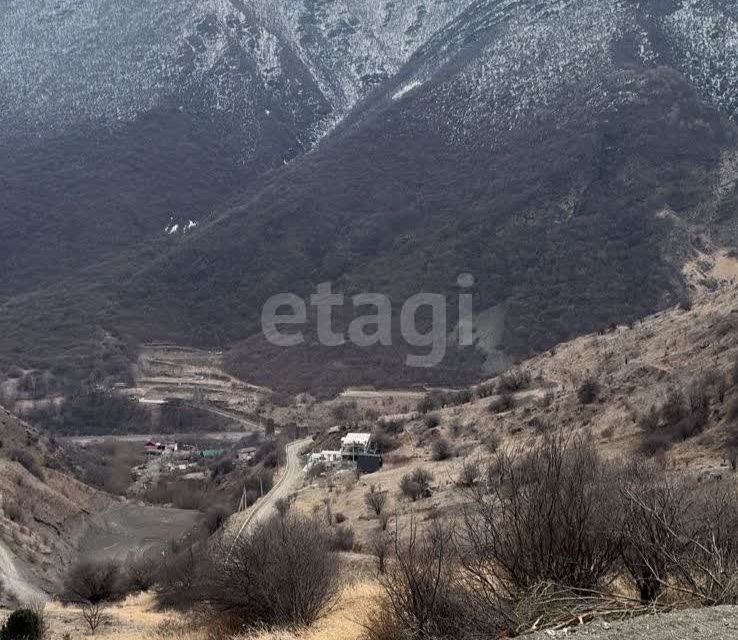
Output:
[365, 486, 388, 517]
[81, 603, 108, 635]
[369, 530, 392, 575]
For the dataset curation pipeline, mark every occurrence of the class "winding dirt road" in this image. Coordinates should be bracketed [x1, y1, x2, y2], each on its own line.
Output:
[229, 438, 310, 549]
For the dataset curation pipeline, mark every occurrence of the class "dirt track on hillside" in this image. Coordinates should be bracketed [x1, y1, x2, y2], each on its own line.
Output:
[228, 438, 310, 547]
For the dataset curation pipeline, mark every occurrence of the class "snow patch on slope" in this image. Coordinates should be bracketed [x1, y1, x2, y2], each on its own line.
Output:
[393, 80, 423, 101]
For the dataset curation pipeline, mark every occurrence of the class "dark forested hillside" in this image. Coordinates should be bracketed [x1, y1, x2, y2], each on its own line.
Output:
[1, 0, 737, 393]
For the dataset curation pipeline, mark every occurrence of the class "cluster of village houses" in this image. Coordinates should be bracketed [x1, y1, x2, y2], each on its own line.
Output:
[143, 438, 258, 475]
[143, 429, 383, 477]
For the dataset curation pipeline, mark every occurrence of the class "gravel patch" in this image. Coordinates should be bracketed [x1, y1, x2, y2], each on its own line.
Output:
[532, 606, 738, 639]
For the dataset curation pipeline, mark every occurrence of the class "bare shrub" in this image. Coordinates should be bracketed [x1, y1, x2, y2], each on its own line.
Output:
[467, 434, 624, 590]
[365, 486, 388, 517]
[457, 459, 481, 488]
[201, 513, 339, 630]
[154, 544, 201, 611]
[121, 552, 158, 593]
[482, 431, 502, 453]
[729, 449, 738, 473]
[379, 510, 391, 532]
[489, 392, 515, 414]
[529, 416, 553, 435]
[476, 381, 497, 399]
[28, 602, 49, 640]
[687, 378, 711, 422]
[638, 407, 660, 432]
[431, 437, 452, 461]
[400, 468, 433, 502]
[62, 559, 122, 605]
[371, 427, 400, 453]
[498, 370, 531, 393]
[370, 440, 738, 639]
[369, 530, 392, 575]
[417, 390, 473, 414]
[307, 461, 327, 481]
[640, 380, 715, 455]
[728, 398, 738, 423]
[203, 503, 231, 534]
[423, 414, 440, 429]
[274, 497, 293, 517]
[621, 465, 738, 605]
[619, 462, 685, 603]
[331, 525, 356, 552]
[661, 389, 687, 426]
[577, 378, 600, 405]
[732, 357, 738, 386]
[639, 430, 673, 457]
[372, 521, 477, 640]
[417, 393, 441, 414]
[3, 498, 28, 525]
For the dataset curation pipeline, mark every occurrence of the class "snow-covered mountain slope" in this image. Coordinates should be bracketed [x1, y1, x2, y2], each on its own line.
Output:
[0, 0, 475, 143]
[373, 0, 738, 145]
[243, 0, 477, 130]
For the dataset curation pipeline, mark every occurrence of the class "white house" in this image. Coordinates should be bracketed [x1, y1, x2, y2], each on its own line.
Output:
[309, 450, 343, 465]
[340, 433, 372, 453]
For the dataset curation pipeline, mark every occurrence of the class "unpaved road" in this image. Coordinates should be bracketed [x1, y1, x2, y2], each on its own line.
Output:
[229, 438, 311, 545]
[63, 430, 253, 445]
[187, 402, 261, 431]
[533, 606, 738, 639]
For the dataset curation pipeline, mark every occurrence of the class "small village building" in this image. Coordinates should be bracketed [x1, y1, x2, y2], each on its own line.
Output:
[143, 440, 178, 456]
[237, 447, 258, 463]
[357, 453, 383, 474]
[309, 450, 343, 465]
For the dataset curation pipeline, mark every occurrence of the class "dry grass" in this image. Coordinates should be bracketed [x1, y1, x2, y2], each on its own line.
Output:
[11, 582, 381, 640]
[240, 580, 382, 640]
[39, 593, 183, 639]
